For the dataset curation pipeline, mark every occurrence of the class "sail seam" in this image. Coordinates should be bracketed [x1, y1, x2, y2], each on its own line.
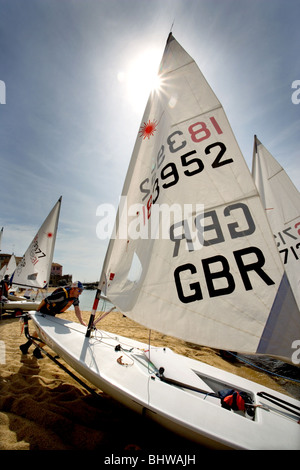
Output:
[163, 60, 195, 76]
[171, 105, 223, 128]
[284, 217, 299, 225]
[192, 191, 258, 213]
[139, 287, 263, 343]
[267, 168, 284, 181]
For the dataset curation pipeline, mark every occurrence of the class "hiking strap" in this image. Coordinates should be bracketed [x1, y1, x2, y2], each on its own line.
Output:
[257, 391, 300, 418]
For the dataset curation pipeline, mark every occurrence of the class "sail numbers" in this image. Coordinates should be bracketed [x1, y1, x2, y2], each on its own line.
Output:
[140, 141, 232, 204]
[139, 116, 233, 209]
[275, 223, 300, 265]
[30, 235, 46, 265]
[174, 246, 275, 303]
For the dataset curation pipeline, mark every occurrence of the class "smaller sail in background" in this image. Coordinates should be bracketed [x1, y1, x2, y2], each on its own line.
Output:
[11, 197, 62, 289]
[0, 264, 6, 280]
[0, 227, 3, 252]
[5, 254, 17, 277]
[252, 135, 300, 309]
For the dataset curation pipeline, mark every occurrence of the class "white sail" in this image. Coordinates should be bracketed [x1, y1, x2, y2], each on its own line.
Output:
[252, 136, 300, 345]
[0, 227, 4, 280]
[0, 227, 3, 252]
[5, 254, 17, 277]
[11, 197, 62, 289]
[99, 34, 299, 363]
[0, 264, 6, 281]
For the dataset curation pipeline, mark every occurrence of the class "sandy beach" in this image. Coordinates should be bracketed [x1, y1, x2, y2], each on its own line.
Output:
[1, 306, 299, 452]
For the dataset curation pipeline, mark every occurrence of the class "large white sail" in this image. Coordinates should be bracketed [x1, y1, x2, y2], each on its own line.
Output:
[11, 197, 62, 289]
[99, 34, 299, 362]
[252, 136, 300, 349]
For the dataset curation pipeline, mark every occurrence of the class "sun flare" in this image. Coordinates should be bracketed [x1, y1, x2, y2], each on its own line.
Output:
[118, 48, 162, 113]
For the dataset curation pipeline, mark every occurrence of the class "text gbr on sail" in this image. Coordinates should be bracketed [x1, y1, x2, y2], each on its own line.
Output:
[172, 202, 275, 303]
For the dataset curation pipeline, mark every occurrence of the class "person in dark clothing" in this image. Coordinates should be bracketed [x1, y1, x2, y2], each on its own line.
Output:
[20, 281, 86, 358]
[0, 274, 11, 301]
[37, 282, 85, 319]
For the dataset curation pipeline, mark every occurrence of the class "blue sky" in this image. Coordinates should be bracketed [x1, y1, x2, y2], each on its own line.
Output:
[0, 0, 299, 282]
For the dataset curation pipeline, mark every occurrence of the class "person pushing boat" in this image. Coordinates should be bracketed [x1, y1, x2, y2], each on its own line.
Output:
[20, 281, 86, 358]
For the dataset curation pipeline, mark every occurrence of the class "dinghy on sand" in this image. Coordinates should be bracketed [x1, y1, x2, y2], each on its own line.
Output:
[23, 34, 300, 449]
[1, 198, 61, 316]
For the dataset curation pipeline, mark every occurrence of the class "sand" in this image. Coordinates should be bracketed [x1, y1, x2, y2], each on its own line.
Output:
[0, 307, 299, 451]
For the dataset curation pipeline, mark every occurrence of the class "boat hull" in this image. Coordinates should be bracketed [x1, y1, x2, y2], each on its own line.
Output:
[1, 300, 40, 314]
[28, 312, 300, 450]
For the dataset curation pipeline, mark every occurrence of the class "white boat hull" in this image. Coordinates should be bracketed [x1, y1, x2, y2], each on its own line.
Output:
[2, 300, 40, 314]
[8, 294, 27, 301]
[28, 312, 300, 450]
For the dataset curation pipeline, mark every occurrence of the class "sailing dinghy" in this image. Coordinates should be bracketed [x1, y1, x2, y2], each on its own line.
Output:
[2, 197, 61, 315]
[25, 35, 300, 449]
[252, 135, 300, 312]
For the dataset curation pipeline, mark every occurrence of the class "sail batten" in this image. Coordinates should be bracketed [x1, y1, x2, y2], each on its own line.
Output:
[164, 59, 195, 74]
[170, 105, 223, 127]
[99, 35, 299, 363]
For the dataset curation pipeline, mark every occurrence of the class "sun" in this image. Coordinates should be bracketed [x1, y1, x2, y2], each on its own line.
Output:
[118, 48, 162, 113]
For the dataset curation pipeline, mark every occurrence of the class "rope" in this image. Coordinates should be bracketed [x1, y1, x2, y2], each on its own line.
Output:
[226, 351, 300, 384]
[93, 306, 116, 326]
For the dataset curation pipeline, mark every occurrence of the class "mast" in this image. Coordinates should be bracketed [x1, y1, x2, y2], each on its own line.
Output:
[86, 288, 102, 337]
